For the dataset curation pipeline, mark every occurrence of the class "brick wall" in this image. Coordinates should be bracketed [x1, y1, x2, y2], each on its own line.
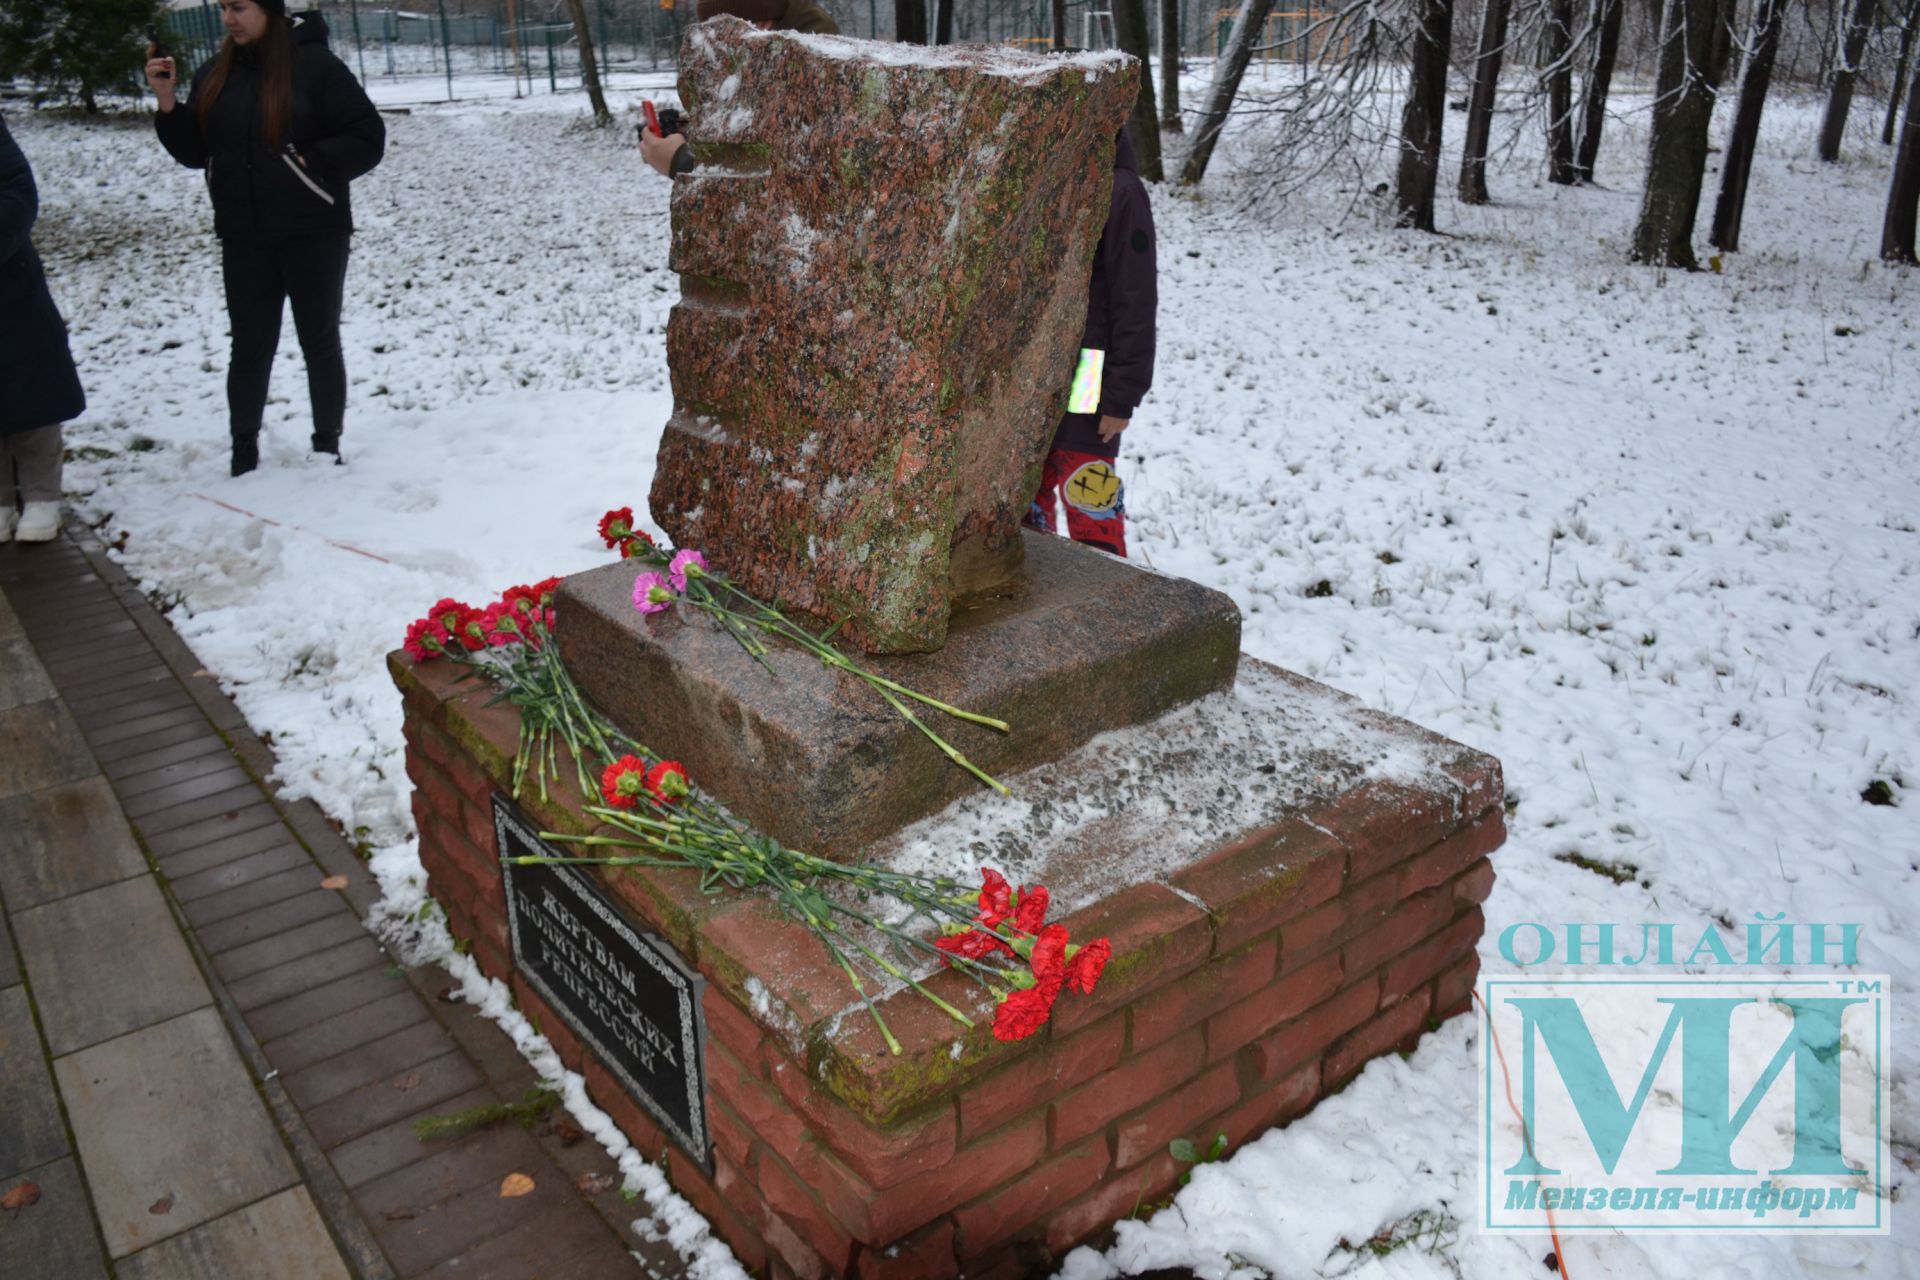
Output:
[391, 653, 1502, 1279]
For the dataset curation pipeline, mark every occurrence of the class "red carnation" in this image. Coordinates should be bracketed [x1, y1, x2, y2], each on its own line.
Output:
[934, 929, 1014, 965]
[644, 760, 690, 805]
[598, 507, 634, 549]
[1013, 884, 1050, 935]
[501, 584, 539, 617]
[976, 868, 1013, 928]
[600, 755, 648, 809]
[1028, 924, 1070, 982]
[617, 528, 656, 560]
[533, 576, 563, 606]
[454, 607, 491, 651]
[992, 977, 1063, 1042]
[1065, 938, 1111, 995]
[403, 617, 447, 662]
[429, 598, 471, 635]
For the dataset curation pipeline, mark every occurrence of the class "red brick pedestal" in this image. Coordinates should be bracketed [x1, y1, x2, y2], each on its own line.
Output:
[391, 653, 1502, 1280]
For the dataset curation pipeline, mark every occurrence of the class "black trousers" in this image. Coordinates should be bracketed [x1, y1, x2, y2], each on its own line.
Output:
[221, 234, 351, 450]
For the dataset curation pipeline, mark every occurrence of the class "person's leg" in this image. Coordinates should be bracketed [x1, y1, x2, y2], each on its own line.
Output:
[1026, 448, 1066, 535]
[222, 239, 287, 475]
[281, 234, 351, 455]
[12, 424, 66, 542]
[1056, 451, 1128, 558]
[0, 433, 19, 540]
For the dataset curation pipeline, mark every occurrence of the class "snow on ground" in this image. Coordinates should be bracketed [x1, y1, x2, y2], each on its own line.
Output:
[11, 54, 1917, 1278]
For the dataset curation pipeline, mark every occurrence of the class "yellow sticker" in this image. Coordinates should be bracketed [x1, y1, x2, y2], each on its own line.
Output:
[1063, 460, 1122, 514]
[1067, 347, 1105, 414]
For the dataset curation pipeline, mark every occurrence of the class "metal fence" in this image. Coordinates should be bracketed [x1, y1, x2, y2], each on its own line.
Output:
[156, 0, 1234, 102]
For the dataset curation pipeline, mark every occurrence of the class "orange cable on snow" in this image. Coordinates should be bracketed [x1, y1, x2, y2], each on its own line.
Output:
[1475, 987, 1573, 1278]
[189, 493, 394, 565]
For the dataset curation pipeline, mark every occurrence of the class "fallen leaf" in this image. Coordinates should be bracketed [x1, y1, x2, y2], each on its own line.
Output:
[392, 1072, 421, 1091]
[383, 1208, 417, 1222]
[149, 1195, 173, 1215]
[1, 1182, 41, 1211]
[436, 986, 460, 1003]
[553, 1118, 586, 1147]
[320, 875, 349, 890]
[575, 1171, 617, 1195]
[499, 1173, 535, 1198]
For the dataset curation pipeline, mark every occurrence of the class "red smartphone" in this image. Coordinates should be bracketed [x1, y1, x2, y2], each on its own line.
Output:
[642, 100, 662, 138]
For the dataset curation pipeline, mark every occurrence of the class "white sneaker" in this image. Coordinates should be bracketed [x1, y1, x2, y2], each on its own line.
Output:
[15, 502, 60, 543]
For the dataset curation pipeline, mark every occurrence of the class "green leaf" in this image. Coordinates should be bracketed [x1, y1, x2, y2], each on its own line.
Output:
[1207, 1132, 1229, 1160]
[1168, 1138, 1199, 1163]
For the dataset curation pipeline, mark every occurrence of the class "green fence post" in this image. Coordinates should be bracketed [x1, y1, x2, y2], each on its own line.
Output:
[546, 25, 557, 93]
[438, 0, 454, 100]
[348, 0, 367, 84]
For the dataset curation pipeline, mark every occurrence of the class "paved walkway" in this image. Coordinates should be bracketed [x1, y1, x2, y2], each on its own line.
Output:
[0, 527, 658, 1278]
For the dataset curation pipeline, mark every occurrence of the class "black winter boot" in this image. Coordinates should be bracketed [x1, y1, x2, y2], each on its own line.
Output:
[231, 436, 259, 477]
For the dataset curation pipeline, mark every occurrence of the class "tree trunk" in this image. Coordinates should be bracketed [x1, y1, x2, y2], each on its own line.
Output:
[1396, 0, 1455, 228]
[1053, 0, 1068, 48]
[1180, 0, 1278, 183]
[1886, 0, 1919, 146]
[1112, 0, 1165, 179]
[895, 0, 927, 43]
[563, 0, 610, 122]
[1885, 39, 1920, 260]
[1709, 0, 1787, 250]
[1160, 0, 1184, 132]
[933, 0, 953, 44]
[1545, 0, 1578, 183]
[1574, 0, 1625, 180]
[1705, 0, 1738, 86]
[1819, 0, 1877, 160]
[1630, 0, 1719, 266]
[1459, 0, 1514, 203]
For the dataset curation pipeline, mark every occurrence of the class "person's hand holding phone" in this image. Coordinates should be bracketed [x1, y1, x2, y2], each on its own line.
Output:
[144, 31, 178, 112]
[638, 100, 686, 177]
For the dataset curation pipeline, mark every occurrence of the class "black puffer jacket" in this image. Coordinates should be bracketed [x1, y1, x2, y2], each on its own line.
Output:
[155, 12, 384, 241]
[0, 116, 86, 436]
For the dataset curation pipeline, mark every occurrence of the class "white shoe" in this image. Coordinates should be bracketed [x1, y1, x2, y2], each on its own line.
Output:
[0, 509, 15, 543]
[15, 502, 60, 543]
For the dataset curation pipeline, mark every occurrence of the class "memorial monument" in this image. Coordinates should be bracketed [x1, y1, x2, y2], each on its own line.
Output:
[393, 21, 1503, 1278]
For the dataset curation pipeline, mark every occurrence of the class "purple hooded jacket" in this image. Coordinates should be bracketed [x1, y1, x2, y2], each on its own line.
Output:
[1050, 124, 1157, 458]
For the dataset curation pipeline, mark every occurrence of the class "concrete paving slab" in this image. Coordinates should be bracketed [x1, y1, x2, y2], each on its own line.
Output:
[115, 1187, 351, 1280]
[0, 636, 55, 711]
[0, 776, 149, 910]
[212, 912, 370, 984]
[226, 934, 387, 1012]
[0, 590, 21, 640]
[305, 1049, 483, 1149]
[324, 1086, 495, 1191]
[196, 889, 351, 957]
[0, 700, 96, 800]
[14, 877, 210, 1056]
[54, 1007, 298, 1259]
[0, 985, 69, 1178]
[168, 842, 312, 906]
[108, 736, 237, 792]
[155, 823, 294, 881]
[263, 988, 433, 1078]
[0, 1156, 110, 1280]
[184, 866, 334, 931]
[247, 964, 414, 1043]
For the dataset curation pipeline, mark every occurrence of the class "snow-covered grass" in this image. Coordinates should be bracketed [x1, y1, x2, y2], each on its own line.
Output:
[11, 57, 1917, 1278]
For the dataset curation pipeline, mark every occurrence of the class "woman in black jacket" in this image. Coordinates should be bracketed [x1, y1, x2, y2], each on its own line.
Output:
[148, 0, 384, 475]
[0, 114, 87, 542]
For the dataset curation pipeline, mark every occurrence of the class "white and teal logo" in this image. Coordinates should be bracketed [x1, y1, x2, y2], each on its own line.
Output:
[1479, 975, 1890, 1234]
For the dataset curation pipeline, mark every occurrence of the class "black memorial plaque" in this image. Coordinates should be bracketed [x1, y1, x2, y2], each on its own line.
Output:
[493, 794, 710, 1169]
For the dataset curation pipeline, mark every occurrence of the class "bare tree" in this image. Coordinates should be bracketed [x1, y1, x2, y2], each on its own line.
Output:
[1052, 0, 1067, 48]
[1819, 0, 1878, 160]
[934, 0, 953, 43]
[1396, 0, 1455, 227]
[896, 0, 927, 43]
[1710, 0, 1789, 250]
[563, 0, 610, 122]
[1544, 0, 1580, 182]
[1160, 0, 1184, 132]
[1631, 0, 1720, 266]
[1887, 40, 1920, 259]
[1574, 0, 1625, 180]
[1180, 0, 1279, 184]
[1112, 0, 1165, 178]
[1459, 0, 1514, 203]
[1706, 0, 1739, 85]
[1886, 0, 1919, 146]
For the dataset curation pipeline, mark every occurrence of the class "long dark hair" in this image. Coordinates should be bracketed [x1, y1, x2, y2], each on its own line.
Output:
[195, 14, 295, 150]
